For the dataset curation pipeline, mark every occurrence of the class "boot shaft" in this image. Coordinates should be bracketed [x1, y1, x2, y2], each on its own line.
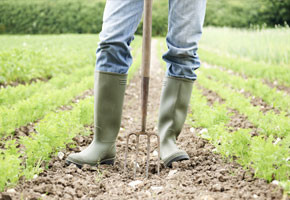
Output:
[158, 76, 193, 140]
[94, 71, 127, 143]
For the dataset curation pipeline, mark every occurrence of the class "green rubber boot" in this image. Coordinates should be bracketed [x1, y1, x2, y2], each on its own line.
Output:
[158, 76, 193, 167]
[66, 71, 127, 168]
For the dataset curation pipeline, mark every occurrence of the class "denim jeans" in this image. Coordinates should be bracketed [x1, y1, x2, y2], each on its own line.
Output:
[96, 0, 207, 81]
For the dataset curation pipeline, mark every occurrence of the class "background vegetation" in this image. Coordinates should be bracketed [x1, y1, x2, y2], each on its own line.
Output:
[0, 0, 289, 36]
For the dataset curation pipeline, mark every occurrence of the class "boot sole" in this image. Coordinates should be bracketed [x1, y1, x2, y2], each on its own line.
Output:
[65, 158, 115, 169]
[165, 154, 189, 168]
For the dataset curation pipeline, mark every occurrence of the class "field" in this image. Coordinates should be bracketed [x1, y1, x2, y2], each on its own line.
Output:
[0, 27, 289, 199]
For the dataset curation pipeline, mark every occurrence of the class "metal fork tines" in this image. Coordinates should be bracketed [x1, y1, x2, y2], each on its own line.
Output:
[124, 131, 160, 178]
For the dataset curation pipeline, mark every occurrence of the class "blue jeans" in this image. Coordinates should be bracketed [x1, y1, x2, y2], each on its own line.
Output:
[96, 0, 207, 81]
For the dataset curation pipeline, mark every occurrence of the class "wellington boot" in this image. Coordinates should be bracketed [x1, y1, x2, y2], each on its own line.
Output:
[66, 71, 127, 168]
[158, 76, 193, 167]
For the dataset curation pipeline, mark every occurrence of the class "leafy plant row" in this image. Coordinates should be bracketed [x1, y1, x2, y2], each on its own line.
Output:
[200, 66, 290, 114]
[198, 48, 290, 87]
[0, 76, 94, 137]
[0, 37, 142, 137]
[197, 72, 290, 138]
[0, 66, 93, 107]
[0, 35, 99, 86]
[0, 48, 92, 85]
[0, 51, 141, 191]
[0, 36, 142, 108]
[0, 35, 143, 86]
[0, 96, 94, 191]
[188, 85, 289, 193]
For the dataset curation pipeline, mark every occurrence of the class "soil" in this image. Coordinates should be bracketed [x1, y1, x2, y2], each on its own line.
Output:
[203, 66, 283, 116]
[197, 84, 225, 105]
[196, 85, 260, 137]
[263, 80, 290, 96]
[0, 77, 51, 91]
[239, 91, 279, 114]
[0, 40, 285, 200]
[226, 108, 260, 137]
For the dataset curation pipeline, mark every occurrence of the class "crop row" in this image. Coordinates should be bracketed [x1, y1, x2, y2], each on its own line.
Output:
[0, 96, 94, 191]
[0, 75, 94, 137]
[198, 48, 290, 87]
[0, 34, 98, 85]
[0, 47, 92, 85]
[197, 72, 290, 138]
[0, 50, 141, 191]
[0, 66, 93, 107]
[0, 35, 142, 85]
[188, 85, 289, 192]
[0, 37, 142, 137]
[199, 66, 290, 114]
[0, 36, 142, 108]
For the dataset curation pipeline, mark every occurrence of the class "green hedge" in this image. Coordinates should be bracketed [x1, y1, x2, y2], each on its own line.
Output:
[0, 0, 168, 36]
[0, 0, 289, 35]
[0, 0, 106, 34]
[205, 0, 290, 28]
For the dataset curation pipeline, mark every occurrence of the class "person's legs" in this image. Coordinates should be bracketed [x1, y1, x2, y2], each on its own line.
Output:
[96, 0, 144, 74]
[158, 0, 207, 167]
[164, 0, 206, 80]
[66, 0, 144, 167]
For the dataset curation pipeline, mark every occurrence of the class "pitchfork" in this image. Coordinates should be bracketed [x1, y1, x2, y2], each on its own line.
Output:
[124, 0, 160, 178]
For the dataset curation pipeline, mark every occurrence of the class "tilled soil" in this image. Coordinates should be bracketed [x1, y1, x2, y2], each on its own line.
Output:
[197, 84, 225, 105]
[205, 74, 283, 116]
[243, 91, 281, 114]
[0, 77, 51, 90]
[263, 80, 290, 96]
[197, 85, 260, 137]
[1, 40, 285, 200]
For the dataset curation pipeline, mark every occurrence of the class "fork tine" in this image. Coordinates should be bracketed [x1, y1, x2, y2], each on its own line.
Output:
[133, 134, 140, 179]
[156, 134, 161, 176]
[124, 133, 131, 173]
[146, 135, 151, 178]
[150, 133, 161, 176]
[124, 132, 136, 173]
[125, 132, 160, 178]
